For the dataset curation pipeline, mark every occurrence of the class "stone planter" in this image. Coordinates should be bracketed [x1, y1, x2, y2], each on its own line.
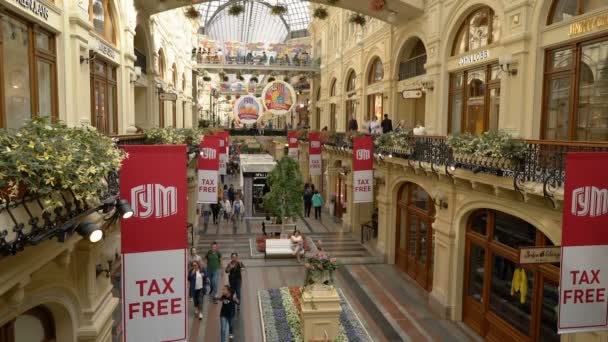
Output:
[300, 284, 342, 342]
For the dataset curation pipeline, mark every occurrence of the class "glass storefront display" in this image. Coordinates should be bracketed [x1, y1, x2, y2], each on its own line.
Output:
[90, 60, 118, 135]
[463, 209, 560, 341]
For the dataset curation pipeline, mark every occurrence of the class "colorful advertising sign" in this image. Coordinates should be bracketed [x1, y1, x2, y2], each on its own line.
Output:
[262, 80, 296, 115]
[120, 145, 188, 342]
[559, 152, 608, 334]
[198, 136, 221, 204]
[233, 95, 262, 125]
[216, 131, 229, 176]
[353, 136, 374, 203]
[309, 132, 322, 177]
[288, 131, 299, 159]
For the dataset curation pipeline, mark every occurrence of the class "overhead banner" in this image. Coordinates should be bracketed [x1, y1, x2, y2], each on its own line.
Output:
[559, 152, 608, 334]
[261, 80, 296, 115]
[288, 131, 299, 159]
[120, 145, 188, 342]
[233, 95, 262, 125]
[309, 132, 322, 176]
[217, 131, 228, 176]
[353, 136, 374, 203]
[198, 136, 221, 204]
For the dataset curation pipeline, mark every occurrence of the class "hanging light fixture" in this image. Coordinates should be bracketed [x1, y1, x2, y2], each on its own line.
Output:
[76, 222, 104, 243]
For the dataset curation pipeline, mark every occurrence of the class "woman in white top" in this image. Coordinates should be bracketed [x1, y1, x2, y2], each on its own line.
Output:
[188, 261, 206, 320]
[223, 198, 232, 223]
[291, 230, 304, 263]
[370, 119, 382, 135]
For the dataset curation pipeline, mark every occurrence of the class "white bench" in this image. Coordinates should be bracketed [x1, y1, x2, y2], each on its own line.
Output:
[265, 239, 294, 258]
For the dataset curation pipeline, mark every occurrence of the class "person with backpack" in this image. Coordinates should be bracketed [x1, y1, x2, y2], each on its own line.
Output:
[312, 190, 324, 220]
[225, 253, 245, 309]
[217, 285, 239, 341]
[233, 195, 244, 222]
[205, 242, 222, 303]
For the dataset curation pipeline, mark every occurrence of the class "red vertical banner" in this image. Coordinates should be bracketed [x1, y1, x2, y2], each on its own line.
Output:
[198, 136, 221, 204]
[559, 152, 608, 334]
[353, 136, 374, 203]
[309, 132, 322, 176]
[288, 131, 299, 159]
[120, 145, 188, 342]
[217, 131, 228, 175]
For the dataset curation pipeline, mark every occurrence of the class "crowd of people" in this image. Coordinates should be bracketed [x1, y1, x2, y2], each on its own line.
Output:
[303, 183, 324, 221]
[192, 47, 312, 67]
[347, 113, 404, 135]
[188, 244, 244, 341]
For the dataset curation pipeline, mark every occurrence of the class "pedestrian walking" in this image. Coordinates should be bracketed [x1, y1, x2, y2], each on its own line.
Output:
[188, 261, 207, 320]
[205, 242, 222, 303]
[188, 247, 203, 269]
[312, 191, 324, 220]
[223, 198, 232, 223]
[218, 285, 239, 342]
[303, 184, 313, 218]
[225, 253, 245, 308]
[211, 203, 220, 225]
[228, 184, 235, 204]
[382, 114, 393, 133]
[233, 195, 244, 222]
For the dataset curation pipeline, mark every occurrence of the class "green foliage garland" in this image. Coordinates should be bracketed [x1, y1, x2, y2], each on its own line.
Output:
[263, 157, 304, 224]
[144, 127, 204, 145]
[374, 130, 410, 150]
[447, 131, 526, 160]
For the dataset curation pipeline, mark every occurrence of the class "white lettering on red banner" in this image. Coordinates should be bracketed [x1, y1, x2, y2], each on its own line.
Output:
[559, 152, 608, 334]
[309, 132, 322, 176]
[198, 136, 221, 204]
[120, 145, 188, 342]
[288, 132, 299, 159]
[353, 136, 374, 203]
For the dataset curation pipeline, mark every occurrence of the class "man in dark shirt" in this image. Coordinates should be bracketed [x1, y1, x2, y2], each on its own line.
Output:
[348, 114, 358, 132]
[225, 253, 245, 309]
[381, 114, 393, 133]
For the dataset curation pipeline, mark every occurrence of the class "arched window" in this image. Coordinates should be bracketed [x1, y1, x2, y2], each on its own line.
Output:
[346, 70, 356, 93]
[548, 0, 605, 25]
[89, 0, 116, 44]
[399, 38, 427, 80]
[329, 78, 337, 97]
[395, 183, 435, 290]
[368, 58, 384, 84]
[158, 49, 165, 79]
[172, 63, 177, 86]
[463, 209, 559, 340]
[452, 7, 500, 56]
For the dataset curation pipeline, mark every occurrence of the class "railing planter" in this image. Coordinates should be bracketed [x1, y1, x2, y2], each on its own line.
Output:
[453, 153, 520, 171]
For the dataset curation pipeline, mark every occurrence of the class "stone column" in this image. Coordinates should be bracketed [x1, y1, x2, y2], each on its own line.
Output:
[375, 180, 390, 260]
[300, 286, 343, 342]
[187, 161, 199, 245]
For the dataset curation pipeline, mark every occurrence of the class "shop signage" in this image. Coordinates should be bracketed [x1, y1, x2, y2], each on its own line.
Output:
[353, 136, 374, 204]
[120, 145, 188, 342]
[288, 131, 299, 159]
[216, 131, 229, 176]
[262, 80, 296, 115]
[558, 152, 608, 334]
[458, 50, 489, 66]
[97, 40, 116, 59]
[519, 246, 561, 264]
[159, 93, 178, 101]
[569, 14, 608, 37]
[14, 0, 49, 20]
[254, 172, 268, 178]
[233, 95, 262, 125]
[309, 132, 322, 177]
[198, 136, 221, 204]
[402, 90, 423, 99]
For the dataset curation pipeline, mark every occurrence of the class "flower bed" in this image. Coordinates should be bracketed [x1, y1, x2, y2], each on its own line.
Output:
[259, 287, 371, 342]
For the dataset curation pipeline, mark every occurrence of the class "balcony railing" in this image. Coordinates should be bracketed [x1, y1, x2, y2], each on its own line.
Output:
[322, 134, 608, 205]
[115, 134, 146, 145]
[193, 55, 319, 68]
[229, 128, 287, 137]
[134, 48, 147, 74]
[399, 54, 427, 81]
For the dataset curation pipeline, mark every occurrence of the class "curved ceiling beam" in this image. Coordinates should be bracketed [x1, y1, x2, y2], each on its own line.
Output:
[204, 0, 291, 37]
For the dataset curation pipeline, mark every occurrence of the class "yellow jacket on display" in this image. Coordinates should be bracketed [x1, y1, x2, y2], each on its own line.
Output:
[510, 268, 528, 304]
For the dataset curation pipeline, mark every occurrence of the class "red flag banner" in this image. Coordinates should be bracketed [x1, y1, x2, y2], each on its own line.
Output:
[120, 145, 188, 342]
[288, 131, 299, 159]
[353, 136, 374, 203]
[217, 131, 228, 175]
[309, 132, 322, 176]
[559, 152, 608, 334]
[198, 136, 221, 204]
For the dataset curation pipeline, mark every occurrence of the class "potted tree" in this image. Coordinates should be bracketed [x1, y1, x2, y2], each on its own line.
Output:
[263, 157, 304, 228]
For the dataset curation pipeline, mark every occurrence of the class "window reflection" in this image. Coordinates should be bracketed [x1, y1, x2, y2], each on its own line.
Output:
[469, 11, 490, 51]
[92, 0, 105, 36]
[452, 7, 499, 56]
[540, 281, 560, 342]
[468, 244, 485, 302]
[3, 16, 31, 130]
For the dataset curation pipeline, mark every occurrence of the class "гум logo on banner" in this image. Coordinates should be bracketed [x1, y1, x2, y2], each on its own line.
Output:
[311, 141, 321, 149]
[356, 149, 370, 160]
[290, 138, 298, 144]
[131, 184, 177, 218]
[572, 186, 608, 217]
[200, 148, 217, 159]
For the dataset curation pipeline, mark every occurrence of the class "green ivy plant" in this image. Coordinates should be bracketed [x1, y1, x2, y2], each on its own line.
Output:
[263, 157, 304, 225]
[447, 131, 526, 160]
[0, 118, 126, 208]
[144, 127, 205, 145]
[374, 130, 410, 150]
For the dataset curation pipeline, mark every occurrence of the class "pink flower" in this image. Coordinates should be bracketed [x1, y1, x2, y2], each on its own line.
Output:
[318, 263, 324, 269]
[330, 258, 337, 263]
[305, 263, 311, 269]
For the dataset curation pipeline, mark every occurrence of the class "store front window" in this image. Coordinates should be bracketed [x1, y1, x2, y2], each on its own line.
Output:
[548, 0, 605, 25]
[329, 79, 337, 131]
[395, 183, 435, 291]
[90, 60, 118, 135]
[463, 209, 559, 341]
[345, 70, 356, 129]
[542, 38, 608, 141]
[89, 0, 116, 44]
[0, 12, 57, 129]
[452, 7, 500, 56]
[399, 38, 427, 81]
[367, 58, 384, 121]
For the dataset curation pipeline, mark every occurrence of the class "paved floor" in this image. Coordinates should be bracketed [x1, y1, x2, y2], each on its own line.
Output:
[187, 211, 477, 342]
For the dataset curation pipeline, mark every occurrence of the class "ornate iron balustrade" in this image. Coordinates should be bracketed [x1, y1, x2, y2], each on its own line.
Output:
[228, 128, 287, 137]
[0, 171, 120, 257]
[115, 134, 146, 145]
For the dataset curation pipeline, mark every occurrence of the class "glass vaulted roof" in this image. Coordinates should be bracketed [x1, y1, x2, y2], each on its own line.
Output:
[195, 0, 310, 45]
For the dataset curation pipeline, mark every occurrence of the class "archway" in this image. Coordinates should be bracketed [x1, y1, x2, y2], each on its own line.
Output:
[328, 78, 337, 131]
[344, 70, 357, 130]
[366, 57, 384, 122]
[396, 37, 427, 129]
[395, 182, 435, 290]
[133, 23, 151, 130]
[329, 160, 347, 220]
[462, 209, 559, 341]
[315, 86, 321, 130]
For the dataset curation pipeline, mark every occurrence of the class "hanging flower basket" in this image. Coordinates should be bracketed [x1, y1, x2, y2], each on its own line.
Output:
[202, 76, 211, 82]
[184, 6, 200, 19]
[228, 4, 244, 16]
[327, 0, 339, 5]
[370, 0, 386, 11]
[250, 76, 258, 83]
[267, 77, 276, 82]
[349, 13, 366, 26]
[313, 7, 329, 19]
[270, 5, 288, 16]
